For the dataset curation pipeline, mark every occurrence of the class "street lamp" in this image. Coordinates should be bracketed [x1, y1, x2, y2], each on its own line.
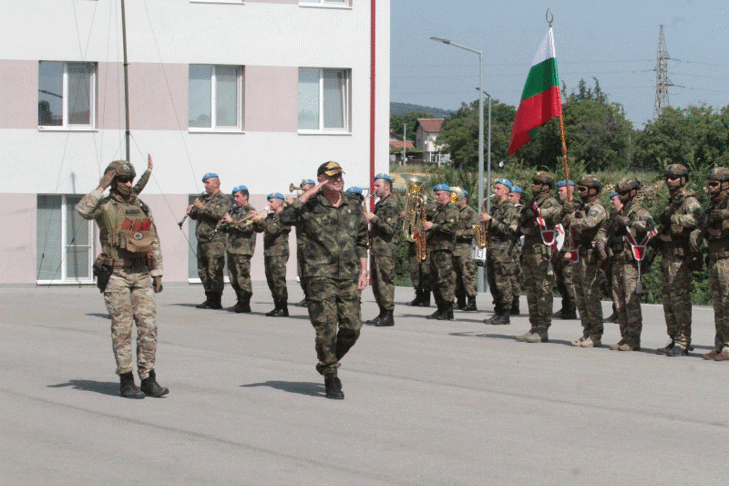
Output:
[430, 36, 487, 292]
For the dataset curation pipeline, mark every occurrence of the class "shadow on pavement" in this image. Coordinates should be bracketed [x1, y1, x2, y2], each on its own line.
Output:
[48, 379, 120, 397]
[85, 313, 110, 320]
[241, 380, 324, 397]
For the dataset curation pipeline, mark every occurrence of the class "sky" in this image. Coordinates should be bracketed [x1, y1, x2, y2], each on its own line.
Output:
[390, 0, 729, 128]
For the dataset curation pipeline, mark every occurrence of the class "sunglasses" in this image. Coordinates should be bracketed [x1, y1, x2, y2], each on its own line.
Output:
[618, 190, 630, 196]
[116, 176, 133, 184]
[708, 181, 721, 188]
[577, 186, 588, 191]
[666, 175, 681, 181]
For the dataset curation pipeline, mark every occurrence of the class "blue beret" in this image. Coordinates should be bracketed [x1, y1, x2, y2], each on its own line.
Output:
[462, 189, 469, 198]
[609, 191, 618, 199]
[511, 185, 522, 194]
[433, 183, 451, 192]
[231, 185, 248, 195]
[495, 178, 513, 189]
[557, 180, 575, 187]
[267, 192, 285, 200]
[375, 173, 393, 183]
[345, 186, 363, 194]
[202, 172, 219, 182]
[301, 179, 316, 186]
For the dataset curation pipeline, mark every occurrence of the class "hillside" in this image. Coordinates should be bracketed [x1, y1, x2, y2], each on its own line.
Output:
[390, 102, 452, 118]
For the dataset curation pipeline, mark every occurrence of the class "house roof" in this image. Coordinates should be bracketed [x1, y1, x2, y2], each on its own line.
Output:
[415, 118, 444, 133]
[390, 139, 414, 149]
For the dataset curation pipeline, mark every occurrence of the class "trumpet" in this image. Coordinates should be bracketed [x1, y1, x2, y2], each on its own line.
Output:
[289, 182, 306, 193]
[474, 197, 490, 249]
[178, 192, 210, 228]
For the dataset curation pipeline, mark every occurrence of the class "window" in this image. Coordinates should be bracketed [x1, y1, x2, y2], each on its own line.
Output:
[36, 195, 95, 283]
[38, 61, 96, 128]
[188, 65, 244, 130]
[298, 68, 350, 133]
[300, 0, 351, 7]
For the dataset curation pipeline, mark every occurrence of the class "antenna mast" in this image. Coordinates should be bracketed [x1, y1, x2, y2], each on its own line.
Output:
[653, 24, 672, 119]
[120, 0, 131, 163]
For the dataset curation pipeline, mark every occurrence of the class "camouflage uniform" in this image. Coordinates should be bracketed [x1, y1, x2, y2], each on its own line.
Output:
[76, 188, 163, 380]
[656, 187, 701, 353]
[427, 200, 459, 318]
[409, 200, 437, 306]
[256, 210, 291, 312]
[485, 199, 518, 321]
[518, 192, 560, 341]
[370, 194, 401, 314]
[453, 204, 480, 310]
[510, 203, 524, 313]
[191, 191, 233, 303]
[597, 196, 654, 351]
[226, 203, 257, 307]
[564, 194, 607, 345]
[281, 192, 368, 376]
[553, 201, 579, 319]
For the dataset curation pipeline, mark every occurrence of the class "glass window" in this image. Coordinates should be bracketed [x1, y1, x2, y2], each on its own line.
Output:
[298, 68, 350, 132]
[38, 61, 96, 128]
[188, 65, 243, 130]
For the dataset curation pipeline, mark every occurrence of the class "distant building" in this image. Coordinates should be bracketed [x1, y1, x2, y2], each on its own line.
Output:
[414, 118, 450, 166]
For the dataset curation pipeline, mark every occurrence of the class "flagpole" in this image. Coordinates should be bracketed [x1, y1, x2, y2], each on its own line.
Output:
[547, 10, 571, 204]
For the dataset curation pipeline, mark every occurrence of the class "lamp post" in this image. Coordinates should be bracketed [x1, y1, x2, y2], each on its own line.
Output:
[430, 37, 487, 292]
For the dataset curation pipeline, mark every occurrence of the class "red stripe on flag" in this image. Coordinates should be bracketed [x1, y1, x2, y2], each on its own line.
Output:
[508, 86, 562, 154]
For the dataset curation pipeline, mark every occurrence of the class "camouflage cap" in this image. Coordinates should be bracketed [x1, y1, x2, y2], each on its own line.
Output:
[317, 161, 345, 177]
[708, 167, 729, 182]
[104, 160, 136, 179]
[533, 171, 555, 187]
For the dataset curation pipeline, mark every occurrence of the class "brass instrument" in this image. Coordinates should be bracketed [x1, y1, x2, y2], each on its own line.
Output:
[401, 173, 429, 261]
[213, 205, 268, 236]
[450, 186, 465, 205]
[289, 182, 305, 193]
[178, 192, 210, 228]
[474, 197, 490, 249]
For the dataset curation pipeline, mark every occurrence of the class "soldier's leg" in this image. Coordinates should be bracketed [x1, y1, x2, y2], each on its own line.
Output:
[209, 245, 226, 297]
[522, 251, 541, 329]
[197, 242, 210, 290]
[272, 254, 289, 306]
[378, 255, 396, 312]
[227, 252, 242, 295]
[371, 255, 384, 311]
[130, 272, 158, 380]
[534, 250, 554, 336]
[714, 259, 729, 355]
[104, 272, 134, 376]
[660, 256, 679, 343]
[297, 245, 309, 302]
[673, 257, 693, 349]
[307, 277, 339, 375]
[573, 258, 590, 341]
[584, 258, 605, 340]
[622, 262, 642, 350]
[335, 278, 363, 360]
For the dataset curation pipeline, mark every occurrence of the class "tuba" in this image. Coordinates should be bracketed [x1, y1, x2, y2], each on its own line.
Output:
[401, 173, 429, 261]
[449, 186, 465, 205]
[474, 197, 490, 249]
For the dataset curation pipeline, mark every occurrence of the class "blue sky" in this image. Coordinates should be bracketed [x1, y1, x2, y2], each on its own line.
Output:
[390, 0, 729, 127]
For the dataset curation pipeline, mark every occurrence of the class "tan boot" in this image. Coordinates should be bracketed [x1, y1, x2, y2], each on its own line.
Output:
[618, 342, 640, 351]
[571, 336, 586, 347]
[609, 339, 626, 351]
[579, 336, 601, 348]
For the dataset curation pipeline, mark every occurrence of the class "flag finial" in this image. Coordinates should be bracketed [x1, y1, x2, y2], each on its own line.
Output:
[546, 9, 554, 28]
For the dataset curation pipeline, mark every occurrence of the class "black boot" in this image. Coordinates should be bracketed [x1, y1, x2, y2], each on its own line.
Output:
[456, 295, 467, 311]
[436, 302, 454, 320]
[605, 303, 618, 323]
[206, 292, 223, 310]
[491, 312, 511, 325]
[510, 297, 520, 315]
[427, 303, 444, 319]
[324, 373, 344, 399]
[561, 298, 577, 319]
[234, 291, 252, 313]
[484, 302, 502, 324]
[119, 371, 145, 399]
[410, 290, 423, 306]
[464, 296, 477, 312]
[266, 300, 289, 317]
[196, 291, 213, 309]
[140, 370, 169, 398]
[421, 290, 431, 307]
[374, 310, 395, 327]
[365, 308, 385, 325]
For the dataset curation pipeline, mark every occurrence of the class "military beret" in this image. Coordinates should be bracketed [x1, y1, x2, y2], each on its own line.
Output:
[267, 192, 285, 200]
[608, 191, 619, 199]
[301, 179, 316, 186]
[511, 185, 522, 194]
[231, 185, 248, 195]
[202, 172, 219, 182]
[375, 173, 393, 183]
[557, 180, 575, 187]
[345, 186, 363, 195]
[433, 183, 451, 192]
[495, 178, 513, 189]
[462, 189, 469, 198]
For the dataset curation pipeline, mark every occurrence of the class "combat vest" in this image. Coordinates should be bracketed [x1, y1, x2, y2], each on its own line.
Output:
[98, 194, 155, 259]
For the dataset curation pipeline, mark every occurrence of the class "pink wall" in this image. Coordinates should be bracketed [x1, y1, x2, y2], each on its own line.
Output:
[0, 194, 37, 283]
[0, 60, 38, 129]
[245, 66, 298, 132]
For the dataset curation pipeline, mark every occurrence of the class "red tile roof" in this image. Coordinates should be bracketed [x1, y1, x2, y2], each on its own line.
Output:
[390, 140, 415, 149]
[416, 118, 444, 133]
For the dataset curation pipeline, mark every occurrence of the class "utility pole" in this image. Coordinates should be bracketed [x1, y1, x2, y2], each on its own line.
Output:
[654, 24, 673, 119]
[402, 124, 407, 165]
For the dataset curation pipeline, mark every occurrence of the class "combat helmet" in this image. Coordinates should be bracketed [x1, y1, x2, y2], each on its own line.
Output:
[533, 171, 555, 188]
[104, 160, 136, 179]
[579, 174, 602, 190]
[665, 163, 689, 182]
[616, 177, 641, 194]
[707, 167, 729, 182]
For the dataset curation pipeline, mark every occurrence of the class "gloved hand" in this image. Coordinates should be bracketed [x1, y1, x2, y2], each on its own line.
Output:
[659, 212, 672, 227]
[99, 169, 116, 189]
[596, 240, 608, 260]
[689, 229, 702, 253]
[562, 200, 575, 214]
[153, 276, 163, 293]
[614, 215, 630, 227]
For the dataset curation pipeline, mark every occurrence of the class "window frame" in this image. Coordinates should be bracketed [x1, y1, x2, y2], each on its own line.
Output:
[299, 0, 352, 8]
[188, 64, 245, 133]
[38, 61, 97, 131]
[298, 67, 351, 135]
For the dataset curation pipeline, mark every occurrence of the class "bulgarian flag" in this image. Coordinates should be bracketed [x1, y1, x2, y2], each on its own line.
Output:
[508, 27, 562, 154]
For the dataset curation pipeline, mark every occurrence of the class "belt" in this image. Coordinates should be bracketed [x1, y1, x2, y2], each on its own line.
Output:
[104, 257, 147, 268]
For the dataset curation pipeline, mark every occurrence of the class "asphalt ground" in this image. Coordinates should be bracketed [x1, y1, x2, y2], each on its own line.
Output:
[1, 284, 728, 485]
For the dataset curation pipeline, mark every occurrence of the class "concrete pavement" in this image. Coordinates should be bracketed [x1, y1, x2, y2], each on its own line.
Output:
[1, 284, 727, 485]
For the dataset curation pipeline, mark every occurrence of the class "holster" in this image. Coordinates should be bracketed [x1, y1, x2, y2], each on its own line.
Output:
[92, 260, 113, 293]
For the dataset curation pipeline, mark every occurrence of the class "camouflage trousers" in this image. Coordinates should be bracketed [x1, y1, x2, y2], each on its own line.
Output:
[297, 245, 309, 299]
[371, 254, 395, 312]
[227, 253, 252, 295]
[510, 244, 522, 300]
[265, 253, 289, 304]
[553, 250, 576, 301]
[486, 243, 516, 310]
[430, 249, 455, 305]
[104, 267, 157, 379]
[574, 250, 604, 339]
[709, 256, 729, 353]
[661, 253, 693, 347]
[307, 277, 361, 376]
[453, 253, 477, 300]
[409, 244, 431, 291]
[611, 258, 642, 347]
[197, 240, 226, 294]
[522, 245, 554, 334]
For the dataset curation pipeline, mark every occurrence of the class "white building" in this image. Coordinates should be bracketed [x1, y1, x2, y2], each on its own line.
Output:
[0, 0, 390, 286]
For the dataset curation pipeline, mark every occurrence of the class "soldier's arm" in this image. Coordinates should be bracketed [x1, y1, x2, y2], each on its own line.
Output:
[628, 209, 655, 236]
[432, 207, 458, 235]
[355, 210, 369, 260]
[673, 197, 702, 231]
[570, 204, 607, 233]
[539, 199, 562, 225]
[75, 188, 104, 220]
[131, 169, 151, 195]
[199, 194, 232, 221]
[369, 202, 399, 239]
[148, 219, 164, 277]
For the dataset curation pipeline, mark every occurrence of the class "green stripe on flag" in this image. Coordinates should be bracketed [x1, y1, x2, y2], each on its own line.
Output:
[519, 58, 559, 102]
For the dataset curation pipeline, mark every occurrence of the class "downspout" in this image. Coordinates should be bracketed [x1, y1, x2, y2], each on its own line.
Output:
[369, 0, 376, 208]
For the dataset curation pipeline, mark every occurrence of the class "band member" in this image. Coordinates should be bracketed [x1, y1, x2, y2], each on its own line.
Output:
[481, 179, 519, 325]
[516, 171, 560, 343]
[553, 180, 578, 319]
[596, 178, 655, 352]
[454, 189, 480, 312]
[281, 161, 368, 399]
[562, 175, 607, 347]
[692, 168, 729, 360]
[294, 178, 316, 307]
[255, 193, 291, 317]
[423, 183, 459, 320]
[408, 199, 436, 308]
[223, 185, 258, 313]
[76, 159, 168, 399]
[655, 164, 701, 356]
[364, 173, 402, 326]
[189, 172, 233, 310]
[508, 186, 524, 315]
